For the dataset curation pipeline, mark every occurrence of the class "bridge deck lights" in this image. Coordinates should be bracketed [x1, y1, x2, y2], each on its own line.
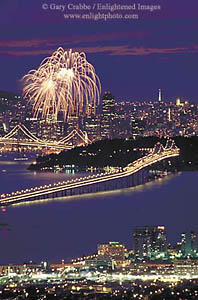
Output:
[0, 142, 179, 205]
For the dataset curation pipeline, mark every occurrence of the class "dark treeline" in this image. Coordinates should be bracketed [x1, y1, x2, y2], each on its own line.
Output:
[29, 136, 198, 171]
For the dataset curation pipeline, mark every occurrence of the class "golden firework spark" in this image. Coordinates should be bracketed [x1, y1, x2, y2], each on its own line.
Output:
[22, 47, 101, 120]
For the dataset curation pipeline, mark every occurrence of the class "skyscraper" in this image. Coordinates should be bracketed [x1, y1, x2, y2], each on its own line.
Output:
[181, 230, 197, 258]
[100, 92, 116, 139]
[133, 226, 167, 261]
[84, 114, 101, 141]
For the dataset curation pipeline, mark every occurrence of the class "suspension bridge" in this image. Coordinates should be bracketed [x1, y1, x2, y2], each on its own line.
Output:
[0, 140, 180, 206]
[0, 123, 91, 150]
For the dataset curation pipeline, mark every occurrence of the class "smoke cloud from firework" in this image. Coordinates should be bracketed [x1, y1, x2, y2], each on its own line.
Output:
[22, 47, 101, 121]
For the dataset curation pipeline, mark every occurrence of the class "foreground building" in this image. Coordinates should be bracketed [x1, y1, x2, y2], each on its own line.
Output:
[133, 226, 167, 261]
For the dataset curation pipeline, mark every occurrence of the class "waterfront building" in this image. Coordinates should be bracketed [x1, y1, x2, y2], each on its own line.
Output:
[85, 258, 114, 269]
[97, 241, 126, 263]
[133, 226, 167, 261]
[0, 264, 25, 276]
[129, 261, 148, 274]
[174, 258, 198, 275]
[180, 230, 197, 258]
[146, 261, 173, 275]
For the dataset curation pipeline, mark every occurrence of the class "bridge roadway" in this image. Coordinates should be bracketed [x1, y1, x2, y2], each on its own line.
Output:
[0, 138, 73, 150]
[0, 148, 179, 206]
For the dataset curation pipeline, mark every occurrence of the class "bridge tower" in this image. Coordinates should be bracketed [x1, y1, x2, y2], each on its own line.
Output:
[16, 122, 24, 155]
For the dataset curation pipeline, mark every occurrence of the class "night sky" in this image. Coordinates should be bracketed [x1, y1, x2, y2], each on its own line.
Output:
[0, 0, 198, 102]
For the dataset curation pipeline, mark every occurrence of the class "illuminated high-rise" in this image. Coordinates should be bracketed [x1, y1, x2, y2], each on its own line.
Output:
[133, 226, 167, 261]
[85, 114, 101, 141]
[100, 92, 116, 139]
[181, 230, 197, 258]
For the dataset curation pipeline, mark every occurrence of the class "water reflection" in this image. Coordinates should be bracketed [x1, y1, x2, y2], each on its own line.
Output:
[0, 165, 196, 265]
[11, 173, 180, 208]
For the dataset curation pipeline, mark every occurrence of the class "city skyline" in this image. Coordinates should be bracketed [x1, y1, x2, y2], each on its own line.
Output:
[1, 89, 198, 140]
[0, 0, 198, 102]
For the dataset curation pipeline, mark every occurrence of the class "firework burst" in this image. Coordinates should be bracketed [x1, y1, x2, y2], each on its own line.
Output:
[22, 47, 101, 120]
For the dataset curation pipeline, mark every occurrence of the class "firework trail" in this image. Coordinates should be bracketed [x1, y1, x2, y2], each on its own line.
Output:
[22, 47, 101, 120]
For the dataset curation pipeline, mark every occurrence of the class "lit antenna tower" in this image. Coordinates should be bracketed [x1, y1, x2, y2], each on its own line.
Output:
[158, 88, 162, 102]
[168, 108, 171, 122]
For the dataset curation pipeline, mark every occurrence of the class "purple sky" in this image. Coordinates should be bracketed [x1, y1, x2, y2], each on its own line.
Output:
[0, 0, 198, 102]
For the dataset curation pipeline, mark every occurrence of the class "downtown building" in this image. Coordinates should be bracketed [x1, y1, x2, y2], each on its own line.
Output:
[133, 226, 167, 261]
[97, 241, 127, 267]
[174, 258, 198, 275]
[180, 230, 198, 258]
[85, 241, 126, 270]
[98, 241, 126, 260]
[84, 114, 101, 142]
[25, 113, 65, 142]
[100, 92, 116, 139]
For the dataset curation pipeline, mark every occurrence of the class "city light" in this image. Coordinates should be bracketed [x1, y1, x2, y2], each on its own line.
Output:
[0, 141, 179, 206]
